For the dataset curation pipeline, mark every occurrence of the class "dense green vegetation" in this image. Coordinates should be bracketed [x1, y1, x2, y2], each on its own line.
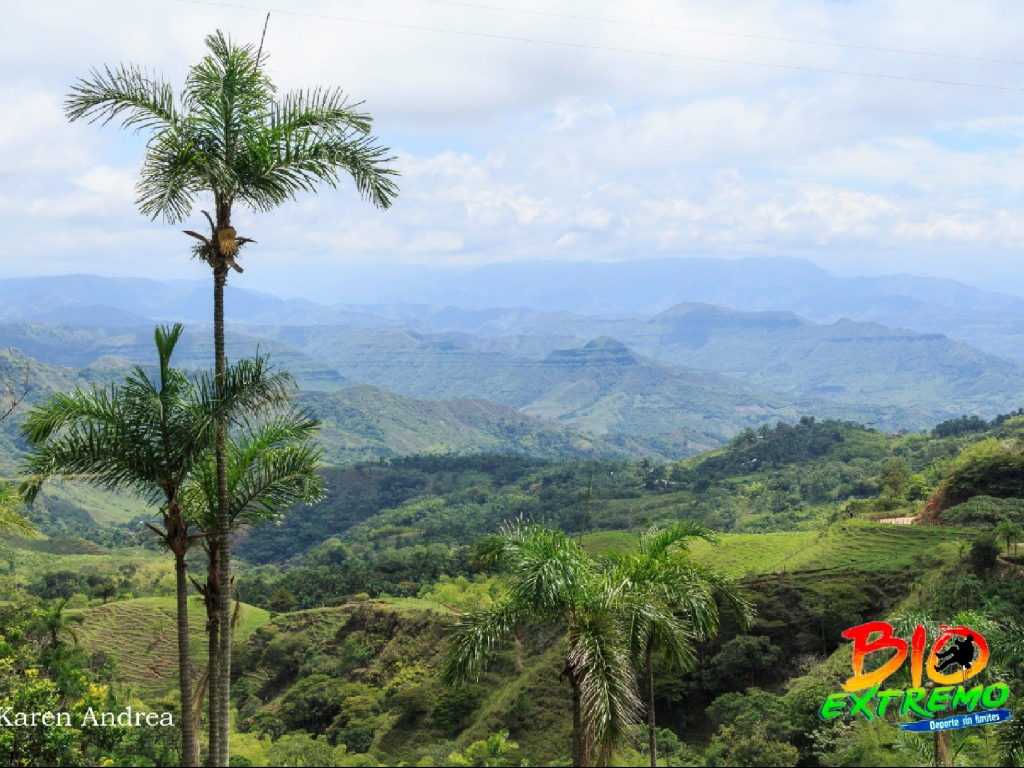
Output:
[0, 599, 183, 766]
[7, 403, 1024, 765]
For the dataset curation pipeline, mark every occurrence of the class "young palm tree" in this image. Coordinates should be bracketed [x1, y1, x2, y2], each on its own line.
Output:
[64, 32, 398, 765]
[0, 485, 36, 538]
[19, 324, 292, 767]
[605, 523, 752, 768]
[181, 411, 324, 752]
[33, 598, 85, 654]
[443, 522, 640, 767]
[994, 520, 1024, 559]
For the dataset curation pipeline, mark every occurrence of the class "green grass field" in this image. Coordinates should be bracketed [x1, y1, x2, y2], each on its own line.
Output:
[76, 597, 271, 699]
[585, 520, 972, 578]
[74, 595, 449, 701]
[10, 545, 167, 581]
[47, 483, 154, 525]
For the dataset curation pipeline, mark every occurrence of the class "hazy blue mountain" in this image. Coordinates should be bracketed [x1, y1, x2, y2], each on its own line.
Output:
[7, 263, 1024, 355]
[0, 274, 396, 328]
[254, 325, 939, 438]
[323, 257, 1024, 356]
[627, 304, 1024, 414]
[0, 323, 351, 392]
[0, 349, 662, 471]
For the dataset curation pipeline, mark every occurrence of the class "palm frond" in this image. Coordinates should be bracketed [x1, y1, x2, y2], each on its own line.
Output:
[65, 63, 179, 133]
[271, 87, 374, 136]
[568, 597, 641, 765]
[193, 354, 293, 428]
[137, 129, 206, 222]
[0, 484, 38, 538]
[238, 131, 399, 212]
[20, 418, 161, 504]
[183, 412, 323, 531]
[497, 523, 591, 616]
[19, 384, 122, 446]
[640, 520, 716, 559]
[441, 602, 524, 686]
[183, 30, 274, 205]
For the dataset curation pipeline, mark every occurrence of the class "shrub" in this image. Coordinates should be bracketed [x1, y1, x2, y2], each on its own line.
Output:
[431, 685, 485, 735]
[941, 496, 1024, 528]
[969, 535, 1001, 573]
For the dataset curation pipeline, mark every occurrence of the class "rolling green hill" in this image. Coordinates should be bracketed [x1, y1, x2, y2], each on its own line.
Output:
[583, 520, 970, 578]
[299, 384, 654, 464]
[402, 303, 1024, 423]
[259, 328, 806, 446]
[76, 597, 271, 698]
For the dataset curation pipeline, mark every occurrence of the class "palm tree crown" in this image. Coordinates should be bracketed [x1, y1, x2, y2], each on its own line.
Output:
[444, 522, 640, 767]
[20, 324, 292, 506]
[604, 522, 752, 768]
[65, 31, 398, 227]
[182, 411, 324, 533]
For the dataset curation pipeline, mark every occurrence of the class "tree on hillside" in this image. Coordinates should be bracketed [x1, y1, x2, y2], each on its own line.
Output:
[994, 520, 1024, 559]
[443, 522, 640, 767]
[877, 457, 912, 499]
[182, 410, 324, 746]
[0, 354, 35, 539]
[0, 485, 36, 539]
[604, 523, 752, 768]
[65, 30, 398, 766]
[19, 324, 292, 766]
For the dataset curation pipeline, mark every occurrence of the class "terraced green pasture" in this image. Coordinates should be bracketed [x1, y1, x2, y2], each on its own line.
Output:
[694, 521, 970, 578]
[586, 520, 971, 579]
[76, 597, 270, 699]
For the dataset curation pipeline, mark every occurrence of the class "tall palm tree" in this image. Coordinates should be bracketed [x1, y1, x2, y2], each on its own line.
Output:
[181, 411, 324, 753]
[19, 324, 292, 766]
[605, 523, 752, 768]
[64, 31, 398, 765]
[443, 522, 640, 767]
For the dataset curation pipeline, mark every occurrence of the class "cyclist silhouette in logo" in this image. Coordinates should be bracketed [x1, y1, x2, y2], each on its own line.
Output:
[934, 632, 978, 675]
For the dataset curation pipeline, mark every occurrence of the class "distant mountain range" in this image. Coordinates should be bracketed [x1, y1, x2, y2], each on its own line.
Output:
[246, 308, 1023, 428]
[333, 256, 1024, 358]
[0, 348, 661, 469]
[3, 257, 1024, 356]
[1, 262, 1024, 458]
[0, 323, 351, 393]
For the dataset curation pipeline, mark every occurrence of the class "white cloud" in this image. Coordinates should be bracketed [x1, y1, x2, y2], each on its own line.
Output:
[5, 0, 1024, 293]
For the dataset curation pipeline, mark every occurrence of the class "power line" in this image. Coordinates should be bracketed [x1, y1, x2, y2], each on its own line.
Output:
[357, 0, 1024, 68]
[166, 0, 1024, 93]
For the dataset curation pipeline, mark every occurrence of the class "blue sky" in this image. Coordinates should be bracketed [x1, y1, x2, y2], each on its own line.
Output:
[5, 0, 1024, 297]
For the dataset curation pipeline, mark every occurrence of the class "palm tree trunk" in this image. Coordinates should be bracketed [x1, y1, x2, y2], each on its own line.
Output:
[214, 259, 231, 767]
[208, 615, 220, 767]
[572, 675, 583, 768]
[174, 550, 197, 767]
[206, 540, 221, 768]
[647, 644, 657, 768]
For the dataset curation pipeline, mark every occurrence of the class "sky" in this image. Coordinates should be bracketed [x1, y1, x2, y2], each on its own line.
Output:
[5, 0, 1024, 299]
